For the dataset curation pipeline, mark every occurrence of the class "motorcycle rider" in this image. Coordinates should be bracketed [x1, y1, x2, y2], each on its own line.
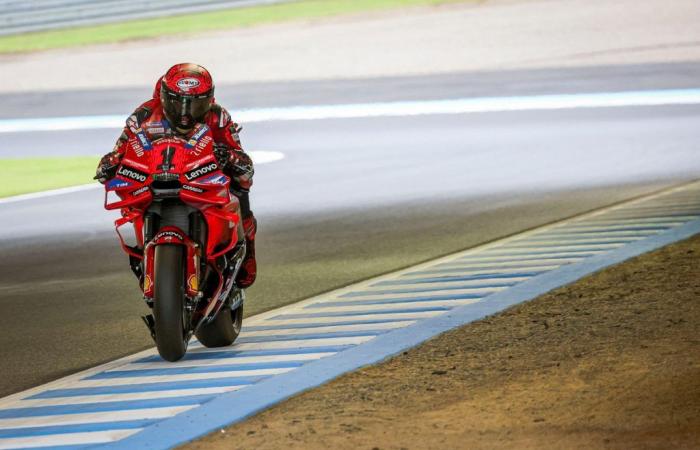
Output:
[95, 63, 257, 288]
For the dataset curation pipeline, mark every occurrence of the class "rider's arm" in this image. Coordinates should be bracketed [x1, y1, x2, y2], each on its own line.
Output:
[95, 101, 155, 183]
[209, 105, 254, 191]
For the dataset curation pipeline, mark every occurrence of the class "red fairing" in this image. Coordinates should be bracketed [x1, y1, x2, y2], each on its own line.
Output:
[104, 127, 241, 319]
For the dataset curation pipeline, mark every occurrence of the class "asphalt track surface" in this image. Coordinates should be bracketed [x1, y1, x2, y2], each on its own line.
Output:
[0, 62, 699, 397]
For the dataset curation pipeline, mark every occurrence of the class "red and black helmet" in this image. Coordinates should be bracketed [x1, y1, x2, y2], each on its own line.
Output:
[159, 63, 214, 132]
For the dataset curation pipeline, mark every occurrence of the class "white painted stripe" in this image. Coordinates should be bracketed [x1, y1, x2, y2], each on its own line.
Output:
[0, 151, 283, 205]
[433, 259, 580, 269]
[0, 183, 101, 205]
[192, 336, 376, 351]
[482, 243, 623, 254]
[400, 265, 560, 278]
[2, 89, 699, 133]
[241, 321, 413, 337]
[459, 252, 604, 262]
[511, 237, 644, 245]
[0, 429, 140, 449]
[259, 311, 444, 326]
[5, 386, 243, 409]
[328, 286, 507, 299]
[115, 352, 336, 371]
[0, 406, 195, 430]
[71, 368, 296, 387]
[287, 298, 480, 314]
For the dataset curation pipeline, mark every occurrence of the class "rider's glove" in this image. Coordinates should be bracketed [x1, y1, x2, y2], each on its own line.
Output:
[214, 145, 253, 177]
[94, 152, 121, 184]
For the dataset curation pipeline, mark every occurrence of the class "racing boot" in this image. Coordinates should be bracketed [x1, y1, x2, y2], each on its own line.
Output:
[235, 213, 257, 288]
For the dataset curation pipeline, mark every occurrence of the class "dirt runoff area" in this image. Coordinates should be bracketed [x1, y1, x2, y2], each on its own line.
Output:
[185, 234, 700, 450]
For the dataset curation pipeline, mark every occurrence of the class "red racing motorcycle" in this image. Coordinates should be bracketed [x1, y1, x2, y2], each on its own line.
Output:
[102, 125, 246, 361]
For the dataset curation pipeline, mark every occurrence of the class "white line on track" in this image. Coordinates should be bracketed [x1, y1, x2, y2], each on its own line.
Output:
[0, 151, 284, 205]
[1, 88, 699, 134]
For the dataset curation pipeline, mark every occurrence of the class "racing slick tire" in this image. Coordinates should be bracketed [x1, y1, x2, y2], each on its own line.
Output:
[153, 244, 188, 362]
[195, 303, 243, 348]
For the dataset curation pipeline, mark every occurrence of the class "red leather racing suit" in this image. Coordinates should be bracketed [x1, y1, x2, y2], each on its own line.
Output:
[97, 98, 258, 288]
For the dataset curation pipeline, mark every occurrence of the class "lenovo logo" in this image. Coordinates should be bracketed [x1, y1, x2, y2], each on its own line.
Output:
[185, 162, 218, 181]
[117, 166, 148, 183]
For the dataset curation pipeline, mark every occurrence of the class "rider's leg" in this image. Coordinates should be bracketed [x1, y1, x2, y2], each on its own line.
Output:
[231, 189, 257, 288]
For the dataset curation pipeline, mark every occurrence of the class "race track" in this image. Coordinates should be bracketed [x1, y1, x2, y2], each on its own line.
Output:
[0, 62, 699, 397]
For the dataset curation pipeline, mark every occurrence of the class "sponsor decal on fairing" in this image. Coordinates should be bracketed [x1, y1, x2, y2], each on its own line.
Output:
[135, 130, 153, 150]
[131, 186, 150, 196]
[200, 174, 228, 185]
[117, 165, 148, 183]
[182, 184, 205, 194]
[107, 178, 132, 189]
[186, 124, 210, 149]
[184, 162, 218, 181]
[154, 230, 185, 241]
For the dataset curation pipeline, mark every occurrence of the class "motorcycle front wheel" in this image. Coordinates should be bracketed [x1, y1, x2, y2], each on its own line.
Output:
[153, 244, 189, 362]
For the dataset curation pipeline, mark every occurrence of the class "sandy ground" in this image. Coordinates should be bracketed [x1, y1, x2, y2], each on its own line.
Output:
[1, 0, 699, 93]
[185, 233, 700, 449]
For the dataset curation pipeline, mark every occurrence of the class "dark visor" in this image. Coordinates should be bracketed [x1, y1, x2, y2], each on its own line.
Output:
[161, 88, 212, 128]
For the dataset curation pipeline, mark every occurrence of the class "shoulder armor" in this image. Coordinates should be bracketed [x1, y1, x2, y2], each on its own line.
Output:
[125, 100, 155, 132]
[209, 103, 231, 129]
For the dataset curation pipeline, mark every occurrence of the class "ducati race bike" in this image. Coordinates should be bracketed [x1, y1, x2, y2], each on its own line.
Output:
[102, 126, 246, 361]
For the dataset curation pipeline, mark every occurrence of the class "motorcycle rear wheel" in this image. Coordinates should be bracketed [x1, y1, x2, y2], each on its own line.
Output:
[195, 303, 243, 348]
[153, 244, 189, 362]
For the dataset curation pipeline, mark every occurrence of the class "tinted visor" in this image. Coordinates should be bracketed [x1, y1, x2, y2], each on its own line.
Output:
[161, 88, 212, 130]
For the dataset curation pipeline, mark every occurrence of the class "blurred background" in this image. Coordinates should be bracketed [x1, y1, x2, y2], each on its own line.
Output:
[0, 0, 699, 396]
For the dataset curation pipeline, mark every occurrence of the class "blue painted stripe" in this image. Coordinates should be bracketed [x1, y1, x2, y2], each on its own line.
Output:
[271, 305, 452, 320]
[87, 361, 304, 379]
[245, 319, 409, 331]
[133, 346, 353, 363]
[341, 282, 517, 297]
[105, 216, 700, 450]
[0, 394, 214, 419]
[375, 271, 542, 286]
[306, 292, 484, 308]
[28, 377, 262, 399]
[236, 330, 385, 344]
[0, 419, 156, 439]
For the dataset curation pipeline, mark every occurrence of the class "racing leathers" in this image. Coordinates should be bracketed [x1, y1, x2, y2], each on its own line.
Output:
[96, 98, 258, 288]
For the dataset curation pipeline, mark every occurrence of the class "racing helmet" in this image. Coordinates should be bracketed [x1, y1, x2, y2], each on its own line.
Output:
[159, 63, 214, 132]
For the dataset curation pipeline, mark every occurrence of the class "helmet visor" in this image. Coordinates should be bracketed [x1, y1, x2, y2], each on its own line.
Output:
[161, 88, 212, 130]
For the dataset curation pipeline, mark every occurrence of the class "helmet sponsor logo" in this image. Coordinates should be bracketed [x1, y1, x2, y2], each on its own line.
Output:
[117, 165, 148, 183]
[185, 162, 218, 181]
[176, 78, 201, 91]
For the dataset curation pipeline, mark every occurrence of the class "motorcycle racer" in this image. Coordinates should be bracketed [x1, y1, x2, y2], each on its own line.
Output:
[96, 63, 257, 288]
